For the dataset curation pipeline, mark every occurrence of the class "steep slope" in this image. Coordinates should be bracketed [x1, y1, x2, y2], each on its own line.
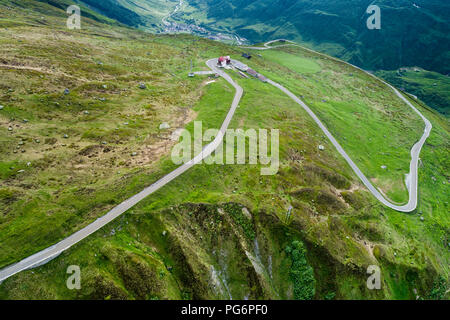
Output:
[78, 0, 178, 30]
[375, 68, 450, 117]
[0, 0, 212, 268]
[0, 0, 448, 300]
[1, 0, 122, 27]
[105, 0, 450, 114]
[182, 0, 450, 75]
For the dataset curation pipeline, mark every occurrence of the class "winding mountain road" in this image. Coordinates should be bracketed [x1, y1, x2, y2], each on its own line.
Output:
[0, 40, 432, 283]
[242, 39, 432, 212]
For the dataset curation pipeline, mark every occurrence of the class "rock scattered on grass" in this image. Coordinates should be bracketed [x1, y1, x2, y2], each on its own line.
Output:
[242, 207, 252, 219]
[0, 105, 4, 110]
[64, 88, 70, 95]
[83, 110, 89, 115]
[159, 122, 170, 130]
[131, 152, 137, 157]
[139, 82, 147, 89]
[318, 145, 325, 151]
[8, 127, 12, 131]
[381, 165, 387, 169]
[63, 134, 69, 139]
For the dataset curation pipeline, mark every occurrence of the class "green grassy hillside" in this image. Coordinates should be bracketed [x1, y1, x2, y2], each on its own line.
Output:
[0, 0, 448, 300]
[182, 0, 450, 75]
[376, 68, 450, 116]
[170, 0, 450, 116]
[56, 0, 450, 115]
[78, 0, 177, 30]
[0, 0, 219, 268]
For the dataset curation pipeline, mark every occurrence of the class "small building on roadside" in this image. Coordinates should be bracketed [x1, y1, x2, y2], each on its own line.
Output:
[233, 61, 248, 72]
[247, 68, 258, 77]
[218, 56, 231, 67]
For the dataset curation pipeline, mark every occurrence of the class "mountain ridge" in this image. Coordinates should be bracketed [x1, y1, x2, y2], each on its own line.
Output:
[82, 0, 450, 115]
[0, 0, 448, 300]
[181, 0, 450, 74]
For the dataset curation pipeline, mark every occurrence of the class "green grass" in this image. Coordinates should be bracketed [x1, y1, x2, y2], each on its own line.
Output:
[0, 0, 448, 300]
[79, 0, 178, 30]
[260, 50, 321, 74]
[0, 1, 237, 268]
[253, 46, 425, 203]
[376, 68, 450, 117]
[170, 0, 450, 76]
[285, 240, 315, 300]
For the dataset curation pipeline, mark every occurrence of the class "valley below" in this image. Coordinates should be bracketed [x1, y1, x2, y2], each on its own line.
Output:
[0, 0, 448, 300]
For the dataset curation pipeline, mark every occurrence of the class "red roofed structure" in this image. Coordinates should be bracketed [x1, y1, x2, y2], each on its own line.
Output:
[218, 56, 231, 67]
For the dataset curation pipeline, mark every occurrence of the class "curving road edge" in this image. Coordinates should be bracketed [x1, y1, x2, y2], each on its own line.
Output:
[0, 41, 432, 283]
[243, 39, 432, 212]
[0, 59, 242, 283]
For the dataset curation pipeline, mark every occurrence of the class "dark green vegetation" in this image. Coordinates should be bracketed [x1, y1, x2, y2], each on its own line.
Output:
[78, 0, 144, 27]
[257, 46, 424, 204]
[77, 0, 177, 30]
[0, 0, 228, 267]
[61, 0, 450, 116]
[181, 0, 450, 75]
[167, 0, 450, 115]
[0, 0, 449, 300]
[285, 240, 316, 300]
[376, 68, 450, 116]
[3, 0, 121, 26]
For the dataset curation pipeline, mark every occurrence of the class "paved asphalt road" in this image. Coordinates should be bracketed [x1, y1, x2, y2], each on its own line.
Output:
[0, 41, 432, 282]
[242, 39, 431, 212]
[0, 59, 242, 283]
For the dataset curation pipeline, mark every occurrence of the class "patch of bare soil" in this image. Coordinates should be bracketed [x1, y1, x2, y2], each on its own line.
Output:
[127, 107, 197, 167]
[0, 63, 88, 82]
[354, 234, 377, 260]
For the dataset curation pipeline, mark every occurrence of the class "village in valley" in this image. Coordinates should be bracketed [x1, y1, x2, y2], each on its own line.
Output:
[160, 0, 249, 45]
